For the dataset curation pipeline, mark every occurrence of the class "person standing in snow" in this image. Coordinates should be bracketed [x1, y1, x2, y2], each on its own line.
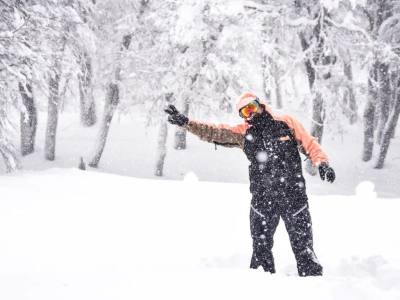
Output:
[164, 92, 335, 277]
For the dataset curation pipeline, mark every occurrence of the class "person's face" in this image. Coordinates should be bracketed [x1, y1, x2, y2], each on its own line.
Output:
[239, 99, 263, 122]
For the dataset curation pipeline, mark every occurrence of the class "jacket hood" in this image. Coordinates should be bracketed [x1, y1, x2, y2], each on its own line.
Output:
[236, 92, 273, 116]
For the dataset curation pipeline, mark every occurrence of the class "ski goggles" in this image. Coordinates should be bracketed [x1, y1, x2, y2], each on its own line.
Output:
[239, 99, 261, 119]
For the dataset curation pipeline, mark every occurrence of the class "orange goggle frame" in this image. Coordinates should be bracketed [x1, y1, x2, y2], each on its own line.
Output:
[239, 99, 260, 119]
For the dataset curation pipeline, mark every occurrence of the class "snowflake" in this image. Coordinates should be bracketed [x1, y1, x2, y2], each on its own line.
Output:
[256, 151, 268, 162]
[245, 134, 253, 141]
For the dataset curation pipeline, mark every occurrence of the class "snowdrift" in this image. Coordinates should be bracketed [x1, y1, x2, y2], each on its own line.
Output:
[0, 169, 400, 300]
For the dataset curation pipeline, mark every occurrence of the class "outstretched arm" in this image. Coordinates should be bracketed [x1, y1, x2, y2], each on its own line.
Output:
[165, 105, 247, 149]
[185, 120, 247, 148]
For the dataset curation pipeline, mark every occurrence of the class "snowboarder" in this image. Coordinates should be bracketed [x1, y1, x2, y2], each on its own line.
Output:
[164, 92, 335, 276]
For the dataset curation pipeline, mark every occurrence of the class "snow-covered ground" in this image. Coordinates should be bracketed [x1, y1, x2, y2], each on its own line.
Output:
[0, 169, 400, 300]
[1, 107, 399, 299]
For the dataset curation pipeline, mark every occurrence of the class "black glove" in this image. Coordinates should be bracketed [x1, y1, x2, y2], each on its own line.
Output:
[164, 104, 189, 127]
[318, 162, 335, 183]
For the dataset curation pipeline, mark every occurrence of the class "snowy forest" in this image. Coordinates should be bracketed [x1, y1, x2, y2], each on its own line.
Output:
[2, 0, 400, 298]
[0, 0, 399, 175]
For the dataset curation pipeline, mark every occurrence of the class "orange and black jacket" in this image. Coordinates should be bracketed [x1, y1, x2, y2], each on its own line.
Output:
[184, 106, 329, 195]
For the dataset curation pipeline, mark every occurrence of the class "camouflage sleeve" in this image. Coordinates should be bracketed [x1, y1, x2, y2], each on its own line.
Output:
[184, 120, 247, 149]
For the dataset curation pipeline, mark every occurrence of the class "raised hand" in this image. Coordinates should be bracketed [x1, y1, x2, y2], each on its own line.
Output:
[164, 104, 189, 127]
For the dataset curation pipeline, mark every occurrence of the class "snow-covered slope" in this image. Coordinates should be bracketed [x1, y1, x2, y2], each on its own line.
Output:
[1, 169, 399, 300]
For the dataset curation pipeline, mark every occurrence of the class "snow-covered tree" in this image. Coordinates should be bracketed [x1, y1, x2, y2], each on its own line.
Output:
[74, 1, 97, 127]
[2, 0, 399, 173]
[373, 1, 400, 168]
[44, 0, 97, 161]
[89, 0, 152, 168]
[0, 0, 52, 168]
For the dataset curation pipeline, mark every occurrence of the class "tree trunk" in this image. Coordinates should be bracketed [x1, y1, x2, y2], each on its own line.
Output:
[44, 71, 61, 161]
[44, 34, 67, 161]
[374, 87, 400, 169]
[310, 92, 324, 143]
[88, 82, 119, 168]
[155, 93, 173, 176]
[343, 58, 357, 124]
[376, 63, 391, 144]
[88, 33, 132, 168]
[362, 63, 379, 161]
[0, 145, 20, 172]
[262, 54, 272, 104]
[299, 31, 319, 176]
[155, 120, 168, 176]
[260, 15, 273, 105]
[270, 59, 282, 109]
[79, 51, 96, 127]
[19, 82, 37, 156]
[290, 73, 299, 101]
[390, 69, 398, 113]
[0, 130, 20, 172]
[174, 97, 189, 150]
[305, 92, 324, 175]
[390, 71, 399, 139]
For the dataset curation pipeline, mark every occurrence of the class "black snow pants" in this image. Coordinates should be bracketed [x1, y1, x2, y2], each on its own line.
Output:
[249, 190, 323, 276]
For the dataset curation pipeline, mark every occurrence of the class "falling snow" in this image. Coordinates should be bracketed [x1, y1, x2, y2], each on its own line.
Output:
[256, 151, 268, 163]
[246, 134, 254, 141]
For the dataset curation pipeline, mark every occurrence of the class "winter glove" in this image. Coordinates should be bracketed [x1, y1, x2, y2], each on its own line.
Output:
[318, 162, 335, 183]
[164, 104, 189, 127]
